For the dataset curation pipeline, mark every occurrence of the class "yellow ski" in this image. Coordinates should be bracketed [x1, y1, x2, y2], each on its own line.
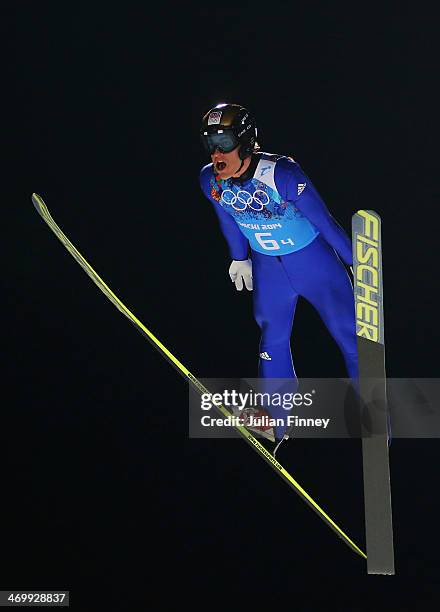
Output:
[32, 192, 366, 560]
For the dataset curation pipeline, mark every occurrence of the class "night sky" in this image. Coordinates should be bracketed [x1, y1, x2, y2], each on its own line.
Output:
[4, 2, 439, 608]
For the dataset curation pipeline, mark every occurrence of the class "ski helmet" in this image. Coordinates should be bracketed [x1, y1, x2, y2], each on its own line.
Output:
[200, 103, 257, 160]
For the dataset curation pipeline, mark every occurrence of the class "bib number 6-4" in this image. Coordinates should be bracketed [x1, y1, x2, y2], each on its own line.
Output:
[255, 232, 295, 251]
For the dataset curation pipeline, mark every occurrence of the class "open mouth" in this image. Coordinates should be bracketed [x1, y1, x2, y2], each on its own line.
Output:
[216, 161, 226, 172]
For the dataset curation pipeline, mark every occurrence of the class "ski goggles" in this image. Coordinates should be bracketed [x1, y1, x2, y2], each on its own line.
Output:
[201, 130, 239, 154]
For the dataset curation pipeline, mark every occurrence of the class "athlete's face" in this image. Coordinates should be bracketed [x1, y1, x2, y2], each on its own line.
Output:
[211, 146, 243, 180]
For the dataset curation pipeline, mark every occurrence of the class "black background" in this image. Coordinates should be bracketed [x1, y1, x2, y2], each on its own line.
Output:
[3, 1, 439, 608]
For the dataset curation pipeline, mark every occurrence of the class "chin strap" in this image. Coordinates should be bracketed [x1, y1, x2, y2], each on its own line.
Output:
[234, 158, 245, 175]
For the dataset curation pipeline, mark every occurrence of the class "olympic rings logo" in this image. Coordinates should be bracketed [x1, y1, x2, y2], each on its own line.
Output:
[221, 189, 270, 212]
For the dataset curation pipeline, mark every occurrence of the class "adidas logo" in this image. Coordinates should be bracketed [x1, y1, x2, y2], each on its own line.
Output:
[297, 183, 306, 196]
[260, 352, 272, 361]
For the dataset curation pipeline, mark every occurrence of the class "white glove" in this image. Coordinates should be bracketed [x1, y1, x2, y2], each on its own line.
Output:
[229, 259, 253, 291]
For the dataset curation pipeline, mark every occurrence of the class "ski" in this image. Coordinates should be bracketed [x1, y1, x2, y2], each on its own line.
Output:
[32, 192, 366, 560]
[352, 210, 395, 575]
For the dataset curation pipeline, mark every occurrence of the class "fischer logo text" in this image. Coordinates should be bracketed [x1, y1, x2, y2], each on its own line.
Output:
[355, 210, 380, 342]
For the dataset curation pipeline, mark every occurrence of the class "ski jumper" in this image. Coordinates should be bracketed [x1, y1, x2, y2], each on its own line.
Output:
[200, 153, 358, 425]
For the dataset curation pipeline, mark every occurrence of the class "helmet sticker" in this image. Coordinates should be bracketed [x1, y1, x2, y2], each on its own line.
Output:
[207, 111, 222, 125]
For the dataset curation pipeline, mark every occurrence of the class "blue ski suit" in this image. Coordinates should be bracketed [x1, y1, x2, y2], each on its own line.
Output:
[200, 152, 358, 436]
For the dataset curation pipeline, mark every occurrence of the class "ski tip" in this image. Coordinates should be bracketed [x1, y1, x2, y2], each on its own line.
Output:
[31, 193, 44, 208]
[352, 209, 382, 220]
